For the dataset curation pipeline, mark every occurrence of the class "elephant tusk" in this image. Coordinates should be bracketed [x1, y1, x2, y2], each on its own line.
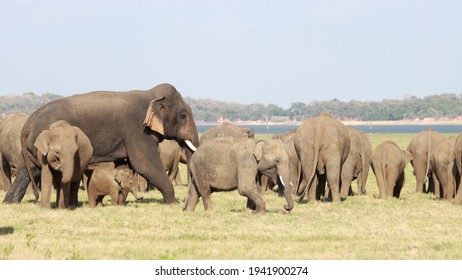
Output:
[279, 176, 286, 187]
[185, 140, 197, 152]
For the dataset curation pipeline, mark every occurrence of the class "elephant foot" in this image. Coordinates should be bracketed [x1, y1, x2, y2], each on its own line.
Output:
[163, 197, 180, 204]
[252, 209, 266, 215]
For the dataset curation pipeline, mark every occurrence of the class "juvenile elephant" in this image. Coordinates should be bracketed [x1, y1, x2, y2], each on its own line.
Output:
[431, 136, 457, 199]
[294, 112, 350, 203]
[370, 141, 412, 199]
[159, 139, 186, 186]
[183, 138, 293, 214]
[340, 127, 372, 199]
[407, 128, 446, 194]
[34, 120, 93, 208]
[87, 167, 143, 207]
[200, 122, 255, 144]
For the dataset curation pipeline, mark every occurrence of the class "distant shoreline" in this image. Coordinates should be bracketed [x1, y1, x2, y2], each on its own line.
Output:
[197, 118, 462, 126]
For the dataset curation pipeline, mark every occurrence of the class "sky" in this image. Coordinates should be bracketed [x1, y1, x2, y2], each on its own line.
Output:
[0, 0, 461, 109]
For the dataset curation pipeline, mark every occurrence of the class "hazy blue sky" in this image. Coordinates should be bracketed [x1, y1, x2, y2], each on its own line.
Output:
[1, 0, 461, 108]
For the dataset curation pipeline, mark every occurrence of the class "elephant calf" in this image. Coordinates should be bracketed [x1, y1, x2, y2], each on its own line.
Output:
[370, 141, 412, 199]
[34, 120, 93, 208]
[183, 138, 293, 214]
[87, 167, 143, 207]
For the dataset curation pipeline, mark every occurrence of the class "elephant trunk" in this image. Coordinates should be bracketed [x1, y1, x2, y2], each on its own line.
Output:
[278, 169, 293, 211]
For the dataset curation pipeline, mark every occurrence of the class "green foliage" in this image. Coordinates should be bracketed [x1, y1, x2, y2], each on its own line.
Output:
[1, 92, 460, 122]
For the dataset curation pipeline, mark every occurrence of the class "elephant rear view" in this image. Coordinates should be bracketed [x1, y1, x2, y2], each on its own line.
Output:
[370, 141, 412, 199]
[200, 122, 255, 144]
[407, 128, 446, 194]
[453, 133, 462, 205]
[294, 112, 350, 202]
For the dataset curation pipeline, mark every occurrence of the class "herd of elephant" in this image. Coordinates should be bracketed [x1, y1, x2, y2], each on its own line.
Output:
[1, 84, 462, 214]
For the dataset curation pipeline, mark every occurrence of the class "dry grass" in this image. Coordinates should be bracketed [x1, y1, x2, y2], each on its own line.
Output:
[1, 133, 462, 260]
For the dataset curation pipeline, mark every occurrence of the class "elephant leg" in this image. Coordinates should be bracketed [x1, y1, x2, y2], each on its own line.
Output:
[183, 181, 200, 211]
[239, 187, 266, 214]
[340, 166, 354, 199]
[69, 181, 80, 207]
[40, 165, 53, 208]
[126, 140, 177, 203]
[307, 175, 317, 202]
[393, 172, 405, 198]
[57, 183, 70, 209]
[412, 159, 428, 193]
[325, 161, 341, 202]
[0, 155, 12, 191]
[433, 169, 443, 199]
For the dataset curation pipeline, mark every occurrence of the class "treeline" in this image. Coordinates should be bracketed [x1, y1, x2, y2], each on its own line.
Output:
[186, 94, 462, 122]
[1, 92, 461, 122]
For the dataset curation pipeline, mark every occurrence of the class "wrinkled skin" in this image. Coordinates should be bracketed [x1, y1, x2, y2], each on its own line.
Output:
[86, 167, 142, 207]
[370, 141, 412, 199]
[340, 127, 372, 199]
[184, 138, 293, 214]
[294, 112, 350, 203]
[407, 128, 446, 194]
[4, 84, 199, 205]
[431, 137, 457, 199]
[453, 133, 462, 205]
[200, 122, 255, 144]
[34, 120, 93, 208]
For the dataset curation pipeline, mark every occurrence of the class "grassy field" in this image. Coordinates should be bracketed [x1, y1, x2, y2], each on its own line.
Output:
[1, 133, 462, 260]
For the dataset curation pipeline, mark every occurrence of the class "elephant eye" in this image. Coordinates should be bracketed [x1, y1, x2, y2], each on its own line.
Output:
[275, 158, 281, 164]
[180, 113, 187, 120]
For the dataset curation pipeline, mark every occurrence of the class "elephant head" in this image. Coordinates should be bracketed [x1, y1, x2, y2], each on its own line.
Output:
[114, 169, 143, 201]
[34, 120, 93, 184]
[143, 84, 199, 156]
[253, 139, 293, 211]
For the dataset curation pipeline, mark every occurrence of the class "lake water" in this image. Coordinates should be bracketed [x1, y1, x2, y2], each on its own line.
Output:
[197, 124, 462, 135]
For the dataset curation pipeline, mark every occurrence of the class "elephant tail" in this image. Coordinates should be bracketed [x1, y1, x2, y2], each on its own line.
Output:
[378, 161, 387, 199]
[423, 131, 432, 184]
[360, 138, 368, 195]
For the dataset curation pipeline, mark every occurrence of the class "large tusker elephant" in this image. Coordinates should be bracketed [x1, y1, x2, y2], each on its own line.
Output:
[4, 83, 199, 204]
[431, 136, 457, 199]
[370, 141, 412, 199]
[407, 128, 446, 194]
[200, 122, 254, 144]
[453, 133, 462, 205]
[183, 138, 293, 214]
[294, 112, 350, 203]
[34, 120, 93, 208]
[340, 127, 372, 199]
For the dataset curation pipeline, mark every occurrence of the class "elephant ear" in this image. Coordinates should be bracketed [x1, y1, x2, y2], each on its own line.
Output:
[74, 126, 93, 166]
[403, 150, 413, 165]
[143, 96, 166, 135]
[253, 141, 264, 162]
[34, 130, 50, 156]
[114, 170, 124, 185]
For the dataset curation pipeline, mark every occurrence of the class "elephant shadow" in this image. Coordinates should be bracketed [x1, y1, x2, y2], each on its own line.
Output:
[130, 197, 164, 205]
[0, 226, 14, 236]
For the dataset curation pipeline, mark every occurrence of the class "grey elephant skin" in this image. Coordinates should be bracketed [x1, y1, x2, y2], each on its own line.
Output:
[87, 167, 142, 207]
[407, 128, 446, 194]
[200, 122, 254, 144]
[370, 141, 412, 199]
[183, 138, 293, 214]
[294, 112, 350, 203]
[340, 127, 372, 199]
[453, 133, 462, 205]
[4, 83, 199, 205]
[431, 136, 457, 199]
[34, 120, 93, 208]
[159, 139, 186, 186]
[0, 113, 31, 192]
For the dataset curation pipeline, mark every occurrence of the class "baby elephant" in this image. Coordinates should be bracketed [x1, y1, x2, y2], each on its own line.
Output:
[87, 167, 143, 207]
[183, 138, 293, 214]
[34, 120, 93, 208]
[370, 141, 412, 199]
